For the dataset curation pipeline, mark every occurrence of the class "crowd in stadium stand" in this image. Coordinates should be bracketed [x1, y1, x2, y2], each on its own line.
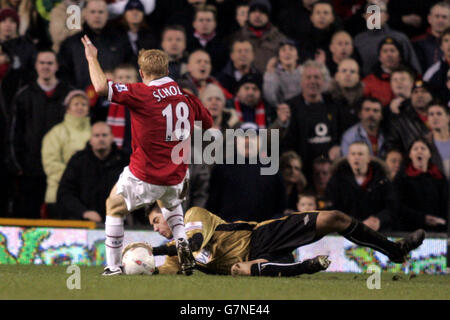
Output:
[0, 0, 449, 234]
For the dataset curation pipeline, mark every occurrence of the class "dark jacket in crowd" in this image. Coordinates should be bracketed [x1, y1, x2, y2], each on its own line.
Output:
[120, 26, 159, 65]
[413, 32, 443, 73]
[217, 60, 261, 95]
[58, 23, 133, 89]
[282, 93, 340, 177]
[394, 163, 448, 232]
[1, 36, 38, 107]
[423, 57, 450, 100]
[276, 1, 313, 46]
[230, 23, 288, 74]
[182, 163, 210, 213]
[0, 93, 9, 216]
[187, 34, 229, 76]
[206, 162, 286, 222]
[300, 23, 344, 62]
[326, 158, 397, 230]
[329, 80, 364, 134]
[10, 81, 73, 177]
[385, 99, 430, 153]
[57, 143, 129, 221]
[387, 0, 431, 39]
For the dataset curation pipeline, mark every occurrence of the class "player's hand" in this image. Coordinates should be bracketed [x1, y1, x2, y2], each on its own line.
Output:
[425, 215, 446, 227]
[81, 35, 98, 61]
[83, 210, 102, 222]
[363, 216, 380, 231]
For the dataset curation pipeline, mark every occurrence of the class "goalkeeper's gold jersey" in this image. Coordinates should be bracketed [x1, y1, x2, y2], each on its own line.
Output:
[158, 207, 258, 275]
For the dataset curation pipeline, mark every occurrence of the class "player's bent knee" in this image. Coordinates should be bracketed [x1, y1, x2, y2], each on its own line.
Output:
[328, 210, 350, 227]
[318, 210, 348, 228]
[106, 195, 128, 217]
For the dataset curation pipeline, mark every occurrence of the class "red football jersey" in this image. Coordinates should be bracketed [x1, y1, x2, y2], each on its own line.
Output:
[108, 76, 213, 185]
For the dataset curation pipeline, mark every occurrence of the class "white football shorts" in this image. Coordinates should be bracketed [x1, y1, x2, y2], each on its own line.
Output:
[116, 166, 189, 212]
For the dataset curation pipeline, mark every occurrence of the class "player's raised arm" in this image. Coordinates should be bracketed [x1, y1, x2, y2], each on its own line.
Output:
[81, 35, 108, 96]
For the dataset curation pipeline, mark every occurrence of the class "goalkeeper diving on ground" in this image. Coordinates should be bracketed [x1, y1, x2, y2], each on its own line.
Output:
[146, 204, 425, 277]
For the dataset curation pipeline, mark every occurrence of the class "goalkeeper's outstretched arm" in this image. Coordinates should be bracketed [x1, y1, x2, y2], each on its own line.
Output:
[152, 233, 203, 256]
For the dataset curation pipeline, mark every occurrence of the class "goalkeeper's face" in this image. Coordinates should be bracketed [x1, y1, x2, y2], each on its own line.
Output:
[149, 211, 173, 239]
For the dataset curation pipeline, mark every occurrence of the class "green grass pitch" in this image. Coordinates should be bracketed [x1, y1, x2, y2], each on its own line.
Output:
[1, 265, 449, 300]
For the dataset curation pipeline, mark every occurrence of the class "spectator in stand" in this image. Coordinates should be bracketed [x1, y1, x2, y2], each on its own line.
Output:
[394, 138, 448, 232]
[427, 102, 450, 182]
[57, 0, 133, 89]
[413, 2, 450, 73]
[186, 4, 228, 75]
[280, 151, 308, 211]
[232, 73, 271, 129]
[200, 83, 240, 132]
[182, 162, 210, 213]
[341, 97, 386, 158]
[282, 60, 340, 178]
[329, 58, 363, 133]
[0, 90, 9, 216]
[386, 80, 433, 154]
[163, 0, 206, 36]
[235, 3, 249, 29]
[10, 49, 72, 218]
[181, 49, 232, 99]
[362, 37, 404, 107]
[268, 102, 291, 140]
[332, 0, 365, 35]
[325, 30, 359, 77]
[326, 141, 397, 231]
[263, 39, 302, 109]
[118, 0, 158, 63]
[296, 192, 318, 212]
[387, 0, 431, 39]
[57, 122, 129, 222]
[212, 1, 249, 38]
[301, 0, 343, 62]
[106, 0, 156, 19]
[384, 148, 404, 181]
[424, 27, 450, 98]
[446, 69, 450, 108]
[206, 122, 286, 222]
[6, 0, 50, 47]
[49, 0, 85, 53]
[305, 156, 332, 210]
[277, 0, 316, 46]
[230, 0, 287, 74]
[106, 64, 138, 156]
[354, 2, 421, 76]
[388, 66, 416, 117]
[217, 38, 259, 95]
[0, 8, 37, 106]
[160, 25, 187, 81]
[41, 90, 91, 218]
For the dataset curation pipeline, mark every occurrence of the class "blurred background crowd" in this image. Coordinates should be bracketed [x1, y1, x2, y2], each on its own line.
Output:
[0, 0, 449, 234]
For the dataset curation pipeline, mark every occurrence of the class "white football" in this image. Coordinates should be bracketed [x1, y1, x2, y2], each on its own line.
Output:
[121, 242, 156, 275]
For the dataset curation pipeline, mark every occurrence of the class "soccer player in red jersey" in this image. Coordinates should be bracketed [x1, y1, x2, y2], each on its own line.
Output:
[81, 35, 213, 276]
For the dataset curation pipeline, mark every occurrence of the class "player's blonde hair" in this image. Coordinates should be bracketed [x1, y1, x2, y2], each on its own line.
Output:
[138, 49, 169, 78]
